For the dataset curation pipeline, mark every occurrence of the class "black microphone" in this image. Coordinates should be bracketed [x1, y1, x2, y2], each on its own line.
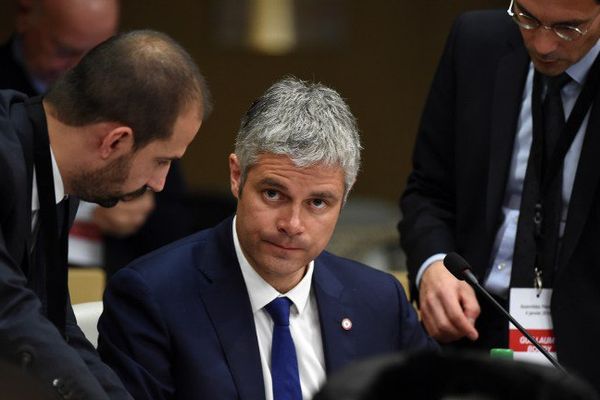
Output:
[443, 252, 567, 374]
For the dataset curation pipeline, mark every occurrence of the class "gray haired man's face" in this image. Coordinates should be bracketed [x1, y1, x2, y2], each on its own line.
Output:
[229, 153, 345, 293]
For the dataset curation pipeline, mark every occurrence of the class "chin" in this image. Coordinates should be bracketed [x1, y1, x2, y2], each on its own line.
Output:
[263, 256, 306, 274]
[533, 60, 567, 77]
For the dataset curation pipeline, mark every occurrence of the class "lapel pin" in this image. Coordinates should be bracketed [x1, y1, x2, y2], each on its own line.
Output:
[341, 318, 352, 331]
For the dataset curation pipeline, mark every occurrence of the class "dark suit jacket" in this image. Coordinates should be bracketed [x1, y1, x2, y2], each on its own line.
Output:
[98, 216, 436, 400]
[400, 10, 600, 391]
[0, 90, 130, 399]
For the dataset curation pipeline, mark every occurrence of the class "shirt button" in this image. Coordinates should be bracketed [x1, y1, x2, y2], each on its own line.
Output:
[498, 263, 505, 270]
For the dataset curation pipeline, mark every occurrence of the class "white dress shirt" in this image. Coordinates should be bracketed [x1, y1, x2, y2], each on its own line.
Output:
[232, 216, 326, 400]
[31, 146, 66, 232]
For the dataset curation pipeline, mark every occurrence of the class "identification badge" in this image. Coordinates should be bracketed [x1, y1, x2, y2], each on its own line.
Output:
[508, 288, 555, 366]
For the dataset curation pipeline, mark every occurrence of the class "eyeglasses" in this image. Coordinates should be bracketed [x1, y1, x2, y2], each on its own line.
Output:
[507, 0, 591, 41]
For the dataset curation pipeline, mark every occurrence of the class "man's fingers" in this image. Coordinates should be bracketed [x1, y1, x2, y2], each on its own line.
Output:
[439, 288, 478, 341]
[458, 283, 480, 340]
[419, 261, 480, 342]
[421, 293, 465, 342]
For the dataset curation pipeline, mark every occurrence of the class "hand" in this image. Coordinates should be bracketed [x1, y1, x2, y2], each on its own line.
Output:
[92, 191, 155, 237]
[418, 260, 480, 343]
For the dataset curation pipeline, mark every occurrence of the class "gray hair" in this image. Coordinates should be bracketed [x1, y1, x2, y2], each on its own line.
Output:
[234, 76, 361, 200]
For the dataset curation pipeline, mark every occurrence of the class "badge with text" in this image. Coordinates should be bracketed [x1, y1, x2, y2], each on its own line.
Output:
[508, 288, 555, 366]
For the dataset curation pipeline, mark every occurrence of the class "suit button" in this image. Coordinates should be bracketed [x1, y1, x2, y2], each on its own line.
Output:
[52, 378, 74, 399]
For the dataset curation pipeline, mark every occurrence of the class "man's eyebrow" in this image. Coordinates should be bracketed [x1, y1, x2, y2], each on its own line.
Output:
[516, 1, 588, 26]
[259, 178, 287, 190]
[309, 191, 339, 200]
[258, 178, 340, 200]
[155, 156, 182, 163]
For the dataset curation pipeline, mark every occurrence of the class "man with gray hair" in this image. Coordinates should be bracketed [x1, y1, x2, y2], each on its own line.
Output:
[98, 77, 436, 400]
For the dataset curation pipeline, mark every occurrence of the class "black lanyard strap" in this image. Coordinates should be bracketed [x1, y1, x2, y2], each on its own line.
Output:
[524, 52, 600, 289]
[531, 52, 600, 195]
[24, 96, 68, 337]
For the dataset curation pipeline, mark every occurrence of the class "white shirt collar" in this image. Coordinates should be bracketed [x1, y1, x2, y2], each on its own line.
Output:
[566, 39, 600, 85]
[232, 216, 314, 316]
[31, 145, 66, 213]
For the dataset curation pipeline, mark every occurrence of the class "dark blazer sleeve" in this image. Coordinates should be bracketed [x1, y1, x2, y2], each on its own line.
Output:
[0, 229, 111, 400]
[65, 297, 132, 399]
[399, 14, 462, 295]
[98, 267, 174, 400]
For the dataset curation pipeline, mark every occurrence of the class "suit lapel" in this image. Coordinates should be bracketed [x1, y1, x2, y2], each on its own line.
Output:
[485, 37, 530, 238]
[557, 90, 600, 279]
[196, 219, 265, 400]
[312, 258, 356, 375]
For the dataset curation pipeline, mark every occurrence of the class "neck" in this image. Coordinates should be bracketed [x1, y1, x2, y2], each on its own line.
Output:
[261, 266, 307, 294]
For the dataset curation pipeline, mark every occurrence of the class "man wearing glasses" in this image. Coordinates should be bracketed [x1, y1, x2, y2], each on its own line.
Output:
[400, 0, 600, 391]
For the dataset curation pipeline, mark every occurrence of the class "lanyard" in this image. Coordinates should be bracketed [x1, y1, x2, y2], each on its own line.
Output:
[529, 53, 600, 292]
[531, 56, 600, 195]
[25, 96, 69, 337]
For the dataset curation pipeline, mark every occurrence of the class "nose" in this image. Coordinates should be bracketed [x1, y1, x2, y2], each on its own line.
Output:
[147, 165, 170, 192]
[277, 205, 305, 237]
[531, 27, 560, 56]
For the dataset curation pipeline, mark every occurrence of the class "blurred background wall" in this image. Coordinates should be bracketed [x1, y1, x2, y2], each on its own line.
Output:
[0, 0, 506, 204]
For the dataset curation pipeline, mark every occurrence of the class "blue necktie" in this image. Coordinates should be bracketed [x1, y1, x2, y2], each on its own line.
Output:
[265, 297, 302, 400]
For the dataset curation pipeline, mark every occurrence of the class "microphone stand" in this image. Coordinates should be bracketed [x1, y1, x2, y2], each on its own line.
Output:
[462, 269, 567, 374]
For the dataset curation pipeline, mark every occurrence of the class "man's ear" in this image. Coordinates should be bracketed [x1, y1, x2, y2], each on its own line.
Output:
[229, 153, 242, 199]
[98, 126, 134, 160]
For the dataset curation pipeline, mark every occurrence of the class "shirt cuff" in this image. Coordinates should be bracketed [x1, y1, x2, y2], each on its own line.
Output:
[415, 253, 447, 289]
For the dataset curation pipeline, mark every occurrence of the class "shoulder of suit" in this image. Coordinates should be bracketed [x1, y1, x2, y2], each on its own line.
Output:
[129, 227, 214, 267]
[0, 90, 27, 115]
[0, 91, 28, 177]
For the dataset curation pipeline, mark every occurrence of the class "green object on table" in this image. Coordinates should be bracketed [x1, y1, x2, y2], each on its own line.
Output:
[490, 348, 514, 360]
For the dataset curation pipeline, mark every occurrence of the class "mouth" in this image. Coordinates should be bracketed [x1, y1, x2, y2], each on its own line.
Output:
[533, 55, 561, 65]
[120, 186, 149, 202]
[264, 240, 302, 251]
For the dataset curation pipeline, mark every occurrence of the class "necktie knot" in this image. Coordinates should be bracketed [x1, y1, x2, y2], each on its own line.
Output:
[545, 72, 571, 94]
[265, 297, 292, 326]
